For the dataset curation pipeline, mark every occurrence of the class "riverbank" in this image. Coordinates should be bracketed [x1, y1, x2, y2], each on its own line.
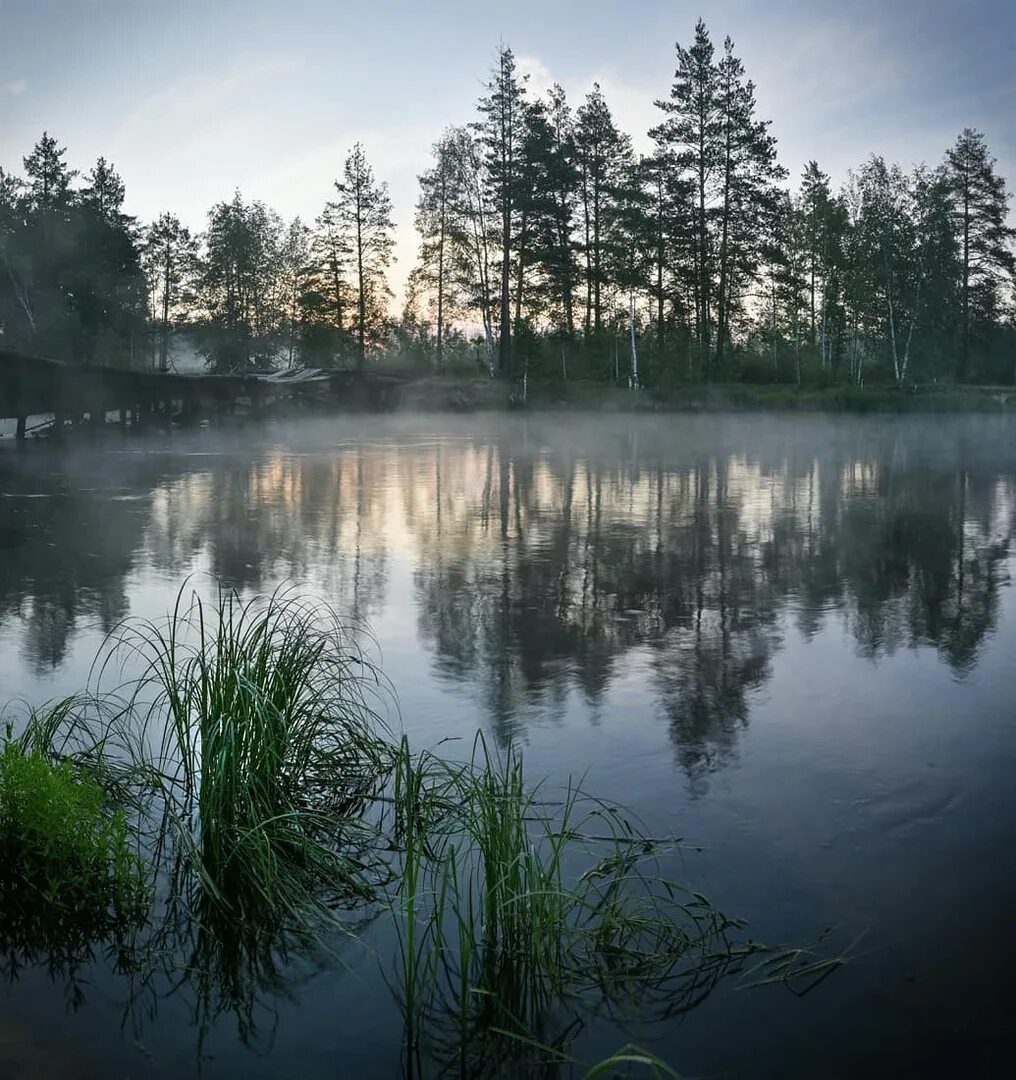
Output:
[395, 375, 1016, 414]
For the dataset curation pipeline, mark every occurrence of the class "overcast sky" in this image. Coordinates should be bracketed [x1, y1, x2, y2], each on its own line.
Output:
[2, 0, 1013, 300]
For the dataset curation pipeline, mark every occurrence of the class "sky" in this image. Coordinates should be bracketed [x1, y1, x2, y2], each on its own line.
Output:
[1, 0, 1014, 302]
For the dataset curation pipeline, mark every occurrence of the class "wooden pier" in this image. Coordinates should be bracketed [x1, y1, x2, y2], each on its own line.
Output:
[0, 351, 400, 438]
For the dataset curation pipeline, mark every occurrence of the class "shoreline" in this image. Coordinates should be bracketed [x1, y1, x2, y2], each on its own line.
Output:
[393, 375, 1016, 414]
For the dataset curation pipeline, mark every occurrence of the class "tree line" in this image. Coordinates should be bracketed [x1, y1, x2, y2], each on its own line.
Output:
[1, 19, 1013, 384]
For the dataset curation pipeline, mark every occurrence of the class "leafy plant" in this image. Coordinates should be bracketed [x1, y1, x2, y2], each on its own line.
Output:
[0, 731, 148, 972]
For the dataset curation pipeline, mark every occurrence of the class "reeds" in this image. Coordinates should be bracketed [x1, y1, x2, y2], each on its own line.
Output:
[101, 585, 395, 924]
[382, 732, 771, 1076]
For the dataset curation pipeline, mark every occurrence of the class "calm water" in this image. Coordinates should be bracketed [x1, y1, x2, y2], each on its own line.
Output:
[2, 411, 1015, 1078]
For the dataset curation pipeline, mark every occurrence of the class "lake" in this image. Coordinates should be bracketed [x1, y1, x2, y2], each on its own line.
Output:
[1, 411, 1014, 1077]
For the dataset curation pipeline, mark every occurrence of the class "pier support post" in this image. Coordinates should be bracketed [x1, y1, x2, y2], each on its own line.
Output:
[15, 415, 26, 441]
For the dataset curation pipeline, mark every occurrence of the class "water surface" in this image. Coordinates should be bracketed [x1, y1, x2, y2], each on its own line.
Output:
[1, 412, 1014, 1077]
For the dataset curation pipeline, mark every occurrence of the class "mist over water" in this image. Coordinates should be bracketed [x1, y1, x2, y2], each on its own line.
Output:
[2, 410, 1016, 1076]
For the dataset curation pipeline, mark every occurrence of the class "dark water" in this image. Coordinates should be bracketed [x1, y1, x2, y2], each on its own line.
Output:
[2, 412, 1015, 1078]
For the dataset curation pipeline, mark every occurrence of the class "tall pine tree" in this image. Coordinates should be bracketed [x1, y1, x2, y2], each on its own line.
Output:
[326, 143, 395, 368]
[945, 129, 1016, 381]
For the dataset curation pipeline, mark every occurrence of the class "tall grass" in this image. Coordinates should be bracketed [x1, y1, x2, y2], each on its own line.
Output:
[1, 583, 842, 1075]
[99, 585, 394, 925]
[380, 732, 815, 1076]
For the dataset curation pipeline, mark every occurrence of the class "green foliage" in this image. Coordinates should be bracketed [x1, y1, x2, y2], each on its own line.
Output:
[104, 586, 394, 925]
[0, 132, 148, 366]
[383, 732, 812, 1076]
[0, 586, 842, 1074]
[0, 731, 148, 958]
[4, 22, 1014, 385]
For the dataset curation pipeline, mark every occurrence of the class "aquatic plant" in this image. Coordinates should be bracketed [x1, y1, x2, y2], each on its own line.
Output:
[381, 732, 805, 1077]
[0, 584, 842, 1076]
[0, 728, 148, 975]
[101, 585, 395, 925]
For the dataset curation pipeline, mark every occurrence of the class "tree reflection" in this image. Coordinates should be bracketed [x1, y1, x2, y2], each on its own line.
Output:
[2, 416, 1015, 784]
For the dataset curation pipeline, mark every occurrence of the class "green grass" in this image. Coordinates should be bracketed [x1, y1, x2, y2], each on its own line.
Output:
[101, 585, 394, 926]
[401, 373, 1016, 414]
[0, 728, 148, 970]
[1, 584, 843, 1076]
[380, 732, 812, 1076]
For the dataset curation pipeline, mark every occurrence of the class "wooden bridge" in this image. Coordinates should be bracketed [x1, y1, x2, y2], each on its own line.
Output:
[0, 351, 400, 439]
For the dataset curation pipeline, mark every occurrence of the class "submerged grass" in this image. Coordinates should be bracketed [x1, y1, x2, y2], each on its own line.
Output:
[2, 582, 843, 1077]
[381, 732, 826, 1076]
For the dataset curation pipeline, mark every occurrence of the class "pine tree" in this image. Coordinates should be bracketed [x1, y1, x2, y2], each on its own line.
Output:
[476, 47, 528, 375]
[542, 84, 580, 340]
[73, 157, 147, 365]
[414, 131, 463, 370]
[612, 156, 654, 387]
[23, 131, 75, 211]
[0, 166, 34, 337]
[446, 127, 498, 373]
[326, 143, 395, 368]
[142, 212, 197, 371]
[199, 192, 284, 371]
[945, 129, 1016, 381]
[279, 218, 311, 367]
[81, 157, 126, 222]
[306, 202, 353, 364]
[712, 35, 785, 372]
[651, 19, 719, 355]
[575, 83, 631, 337]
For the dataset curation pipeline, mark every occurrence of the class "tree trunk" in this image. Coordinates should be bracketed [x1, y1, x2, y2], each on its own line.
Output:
[958, 178, 970, 382]
[629, 292, 639, 389]
[715, 115, 732, 373]
[160, 250, 171, 373]
[592, 176, 602, 332]
[436, 172, 446, 371]
[356, 200, 366, 369]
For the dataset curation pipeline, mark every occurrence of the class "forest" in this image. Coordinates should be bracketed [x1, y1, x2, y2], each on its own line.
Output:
[1, 19, 1014, 388]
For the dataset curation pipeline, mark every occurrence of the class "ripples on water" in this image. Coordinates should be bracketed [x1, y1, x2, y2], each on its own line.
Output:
[1, 412, 1015, 1077]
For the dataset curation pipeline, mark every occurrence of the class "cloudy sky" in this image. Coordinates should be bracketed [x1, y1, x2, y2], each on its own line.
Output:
[1, 0, 1013, 299]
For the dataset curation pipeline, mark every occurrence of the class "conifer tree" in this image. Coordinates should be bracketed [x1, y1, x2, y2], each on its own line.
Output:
[413, 131, 461, 370]
[712, 35, 785, 372]
[651, 20, 719, 355]
[575, 83, 631, 336]
[23, 131, 75, 211]
[326, 143, 395, 367]
[142, 212, 197, 371]
[542, 84, 580, 340]
[476, 47, 528, 375]
[945, 128, 1016, 380]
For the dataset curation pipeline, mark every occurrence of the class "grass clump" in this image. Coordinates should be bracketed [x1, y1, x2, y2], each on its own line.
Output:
[0, 729, 148, 965]
[384, 734, 813, 1077]
[103, 585, 394, 926]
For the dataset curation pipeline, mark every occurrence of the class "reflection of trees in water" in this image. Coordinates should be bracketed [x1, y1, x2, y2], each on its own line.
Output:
[2, 418, 1016, 781]
[0, 457, 152, 673]
[411, 422, 1016, 785]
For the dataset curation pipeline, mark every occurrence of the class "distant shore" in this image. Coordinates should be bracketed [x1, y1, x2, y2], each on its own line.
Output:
[394, 375, 1016, 414]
